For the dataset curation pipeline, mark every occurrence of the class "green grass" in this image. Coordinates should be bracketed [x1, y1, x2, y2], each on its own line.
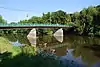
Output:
[0, 37, 36, 56]
[0, 37, 14, 53]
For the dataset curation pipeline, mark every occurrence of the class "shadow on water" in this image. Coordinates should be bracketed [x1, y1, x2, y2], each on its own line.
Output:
[0, 51, 62, 67]
[83, 44, 100, 58]
[84, 44, 100, 51]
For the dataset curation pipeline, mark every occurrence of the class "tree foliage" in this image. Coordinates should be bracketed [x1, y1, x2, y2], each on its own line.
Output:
[0, 15, 7, 24]
[0, 5, 100, 36]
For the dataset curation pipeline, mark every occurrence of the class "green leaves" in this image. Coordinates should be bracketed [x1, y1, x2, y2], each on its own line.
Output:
[73, 5, 100, 36]
[0, 5, 100, 36]
[0, 15, 7, 24]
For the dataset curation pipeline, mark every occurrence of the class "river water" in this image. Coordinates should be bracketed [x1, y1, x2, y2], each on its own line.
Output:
[1, 31, 100, 67]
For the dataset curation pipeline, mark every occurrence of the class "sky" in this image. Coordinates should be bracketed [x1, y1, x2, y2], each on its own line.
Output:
[0, 0, 100, 23]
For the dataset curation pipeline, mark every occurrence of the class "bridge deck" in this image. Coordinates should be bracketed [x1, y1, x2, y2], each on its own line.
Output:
[0, 23, 74, 29]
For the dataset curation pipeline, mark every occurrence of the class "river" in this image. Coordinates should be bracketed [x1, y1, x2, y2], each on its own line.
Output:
[0, 30, 100, 67]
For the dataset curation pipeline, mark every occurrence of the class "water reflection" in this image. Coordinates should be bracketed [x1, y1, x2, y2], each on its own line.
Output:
[10, 40, 25, 46]
[1, 33, 100, 66]
[92, 62, 100, 67]
[0, 33, 30, 45]
[72, 44, 100, 65]
[53, 28, 63, 43]
[54, 36, 63, 43]
[60, 48, 100, 67]
[27, 28, 37, 46]
[59, 49, 86, 67]
[27, 37, 36, 45]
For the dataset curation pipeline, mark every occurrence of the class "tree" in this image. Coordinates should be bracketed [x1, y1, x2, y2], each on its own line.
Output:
[74, 8, 94, 35]
[50, 10, 69, 24]
[28, 16, 43, 24]
[11, 5, 100, 36]
[42, 12, 51, 24]
[18, 20, 28, 24]
[0, 15, 7, 24]
[10, 22, 17, 24]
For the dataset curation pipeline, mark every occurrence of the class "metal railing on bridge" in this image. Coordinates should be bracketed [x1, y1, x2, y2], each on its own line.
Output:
[0, 23, 75, 29]
[0, 23, 74, 27]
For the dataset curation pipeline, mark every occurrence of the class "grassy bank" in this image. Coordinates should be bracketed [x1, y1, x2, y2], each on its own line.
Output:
[0, 37, 36, 56]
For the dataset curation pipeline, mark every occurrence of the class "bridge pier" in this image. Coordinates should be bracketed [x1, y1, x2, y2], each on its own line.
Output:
[27, 28, 64, 45]
[53, 28, 63, 43]
[27, 28, 36, 47]
[53, 28, 63, 36]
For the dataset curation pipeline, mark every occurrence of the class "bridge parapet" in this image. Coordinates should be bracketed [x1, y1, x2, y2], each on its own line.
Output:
[0, 23, 74, 27]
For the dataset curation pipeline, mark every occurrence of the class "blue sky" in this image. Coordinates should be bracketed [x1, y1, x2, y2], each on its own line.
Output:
[0, 0, 100, 23]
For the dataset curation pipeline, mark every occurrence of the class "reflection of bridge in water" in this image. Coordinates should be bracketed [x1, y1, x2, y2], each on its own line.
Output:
[0, 23, 74, 29]
[2, 23, 74, 55]
[25, 23, 74, 48]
